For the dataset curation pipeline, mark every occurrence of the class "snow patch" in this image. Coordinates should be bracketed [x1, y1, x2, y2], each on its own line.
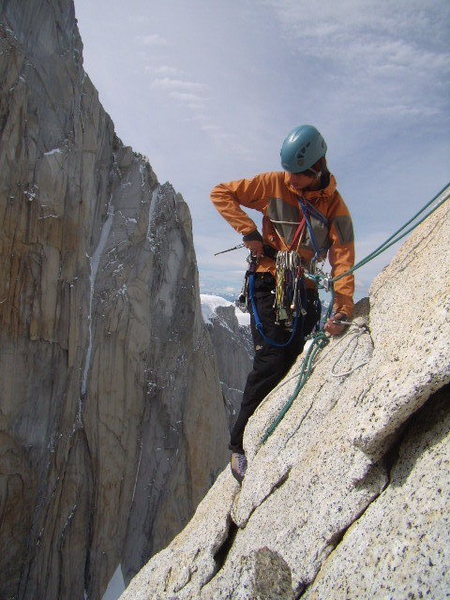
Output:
[200, 294, 232, 323]
[146, 185, 160, 249]
[44, 148, 62, 156]
[236, 309, 251, 327]
[200, 294, 250, 327]
[81, 198, 114, 398]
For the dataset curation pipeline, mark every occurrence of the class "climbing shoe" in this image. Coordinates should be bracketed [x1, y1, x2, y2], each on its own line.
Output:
[230, 452, 247, 484]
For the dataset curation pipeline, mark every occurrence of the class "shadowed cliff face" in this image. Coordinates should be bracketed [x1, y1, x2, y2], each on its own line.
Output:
[201, 298, 253, 428]
[0, 1, 229, 599]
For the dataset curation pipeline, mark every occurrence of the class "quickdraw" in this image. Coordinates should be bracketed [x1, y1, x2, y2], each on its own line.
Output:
[239, 250, 309, 349]
[274, 251, 306, 327]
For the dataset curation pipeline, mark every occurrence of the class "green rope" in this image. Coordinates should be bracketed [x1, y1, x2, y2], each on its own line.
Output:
[261, 181, 449, 444]
[261, 332, 329, 443]
[333, 181, 450, 282]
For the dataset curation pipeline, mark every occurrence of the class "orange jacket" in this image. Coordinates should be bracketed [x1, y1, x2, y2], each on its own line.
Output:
[211, 171, 355, 317]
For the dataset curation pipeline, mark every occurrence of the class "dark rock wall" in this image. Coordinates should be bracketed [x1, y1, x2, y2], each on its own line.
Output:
[0, 1, 229, 598]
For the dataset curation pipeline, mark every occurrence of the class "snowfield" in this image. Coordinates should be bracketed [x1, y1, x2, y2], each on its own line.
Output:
[200, 294, 250, 327]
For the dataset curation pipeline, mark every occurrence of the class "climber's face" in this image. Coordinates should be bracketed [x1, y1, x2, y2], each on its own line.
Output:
[286, 170, 316, 192]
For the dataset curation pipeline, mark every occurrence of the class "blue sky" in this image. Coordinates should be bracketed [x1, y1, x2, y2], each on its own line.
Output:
[74, 0, 449, 301]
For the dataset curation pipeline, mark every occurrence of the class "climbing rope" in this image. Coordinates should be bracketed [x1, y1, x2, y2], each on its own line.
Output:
[261, 331, 329, 443]
[333, 182, 450, 283]
[248, 271, 303, 349]
[329, 323, 370, 377]
[267, 321, 369, 397]
[261, 182, 449, 443]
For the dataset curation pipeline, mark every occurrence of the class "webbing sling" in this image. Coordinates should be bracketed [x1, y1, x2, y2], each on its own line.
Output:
[297, 196, 328, 259]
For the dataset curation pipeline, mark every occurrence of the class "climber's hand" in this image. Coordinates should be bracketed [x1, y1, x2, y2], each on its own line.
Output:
[324, 312, 349, 336]
[244, 240, 264, 259]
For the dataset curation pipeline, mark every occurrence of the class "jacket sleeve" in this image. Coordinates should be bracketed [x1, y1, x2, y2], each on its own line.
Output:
[210, 174, 271, 236]
[327, 193, 355, 318]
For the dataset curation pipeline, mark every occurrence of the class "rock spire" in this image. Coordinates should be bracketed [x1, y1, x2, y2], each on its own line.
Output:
[0, 1, 229, 598]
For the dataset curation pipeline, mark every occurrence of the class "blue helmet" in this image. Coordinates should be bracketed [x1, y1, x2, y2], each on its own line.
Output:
[280, 125, 327, 173]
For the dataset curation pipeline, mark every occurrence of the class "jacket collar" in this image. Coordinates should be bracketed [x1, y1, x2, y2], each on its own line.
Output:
[284, 172, 337, 203]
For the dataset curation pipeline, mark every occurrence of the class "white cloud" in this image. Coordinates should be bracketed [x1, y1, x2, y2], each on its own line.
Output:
[151, 77, 209, 115]
[153, 65, 181, 76]
[74, 0, 450, 301]
[152, 77, 208, 93]
[139, 33, 168, 46]
[149, 74, 249, 153]
[263, 0, 450, 123]
[168, 91, 207, 110]
[200, 123, 221, 132]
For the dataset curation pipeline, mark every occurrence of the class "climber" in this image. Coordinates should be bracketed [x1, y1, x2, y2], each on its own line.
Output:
[211, 124, 355, 483]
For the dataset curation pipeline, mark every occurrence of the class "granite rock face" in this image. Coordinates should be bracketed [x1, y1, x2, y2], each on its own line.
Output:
[303, 386, 449, 600]
[201, 295, 253, 427]
[120, 191, 450, 600]
[0, 2, 229, 599]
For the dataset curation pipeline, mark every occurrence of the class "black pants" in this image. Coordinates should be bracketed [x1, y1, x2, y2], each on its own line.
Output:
[229, 274, 321, 453]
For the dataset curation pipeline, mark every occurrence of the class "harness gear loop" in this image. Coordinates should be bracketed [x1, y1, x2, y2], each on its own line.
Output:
[248, 267, 305, 349]
[274, 251, 304, 326]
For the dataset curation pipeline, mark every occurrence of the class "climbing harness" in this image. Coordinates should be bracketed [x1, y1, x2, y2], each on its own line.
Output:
[261, 181, 449, 443]
[244, 195, 329, 348]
